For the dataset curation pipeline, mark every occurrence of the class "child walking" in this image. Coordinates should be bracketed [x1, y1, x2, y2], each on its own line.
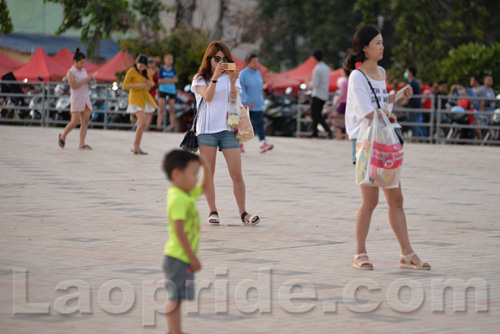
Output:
[161, 150, 212, 334]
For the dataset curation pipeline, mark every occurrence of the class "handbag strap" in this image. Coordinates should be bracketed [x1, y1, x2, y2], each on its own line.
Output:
[191, 97, 203, 132]
[356, 69, 381, 109]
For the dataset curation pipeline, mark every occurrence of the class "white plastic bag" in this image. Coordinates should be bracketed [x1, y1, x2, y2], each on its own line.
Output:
[355, 112, 404, 188]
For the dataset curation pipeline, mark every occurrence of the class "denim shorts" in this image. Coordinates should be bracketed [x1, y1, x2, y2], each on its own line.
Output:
[163, 255, 195, 301]
[197, 130, 239, 151]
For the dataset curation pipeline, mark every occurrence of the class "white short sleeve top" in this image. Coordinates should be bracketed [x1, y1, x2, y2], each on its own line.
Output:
[191, 74, 241, 135]
[345, 68, 389, 139]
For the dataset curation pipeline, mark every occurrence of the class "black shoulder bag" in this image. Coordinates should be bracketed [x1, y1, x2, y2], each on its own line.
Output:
[180, 97, 203, 153]
[356, 69, 404, 146]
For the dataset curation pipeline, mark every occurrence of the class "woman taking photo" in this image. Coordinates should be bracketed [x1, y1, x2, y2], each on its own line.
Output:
[58, 48, 94, 150]
[191, 41, 260, 226]
[345, 25, 430, 270]
[123, 54, 156, 155]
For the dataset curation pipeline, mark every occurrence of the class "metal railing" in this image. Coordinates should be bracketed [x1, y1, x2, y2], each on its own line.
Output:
[295, 91, 500, 146]
[0, 80, 170, 131]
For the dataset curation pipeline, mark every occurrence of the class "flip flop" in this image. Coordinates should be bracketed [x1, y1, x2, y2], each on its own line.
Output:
[58, 134, 65, 148]
[79, 144, 92, 150]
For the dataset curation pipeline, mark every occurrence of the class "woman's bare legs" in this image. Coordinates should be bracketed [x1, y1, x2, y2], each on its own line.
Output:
[61, 112, 82, 143]
[78, 107, 91, 148]
[222, 147, 249, 219]
[383, 183, 430, 268]
[157, 97, 166, 129]
[133, 110, 147, 150]
[199, 145, 218, 213]
[168, 98, 176, 131]
[145, 112, 154, 131]
[355, 185, 379, 268]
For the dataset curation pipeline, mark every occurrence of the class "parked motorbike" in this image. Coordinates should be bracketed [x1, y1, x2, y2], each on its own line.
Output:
[264, 87, 298, 137]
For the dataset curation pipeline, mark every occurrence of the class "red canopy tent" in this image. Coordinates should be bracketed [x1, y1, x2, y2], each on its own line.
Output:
[0, 53, 25, 76]
[329, 68, 344, 92]
[51, 47, 99, 72]
[89, 51, 134, 82]
[280, 56, 326, 83]
[281, 56, 349, 92]
[13, 47, 68, 81]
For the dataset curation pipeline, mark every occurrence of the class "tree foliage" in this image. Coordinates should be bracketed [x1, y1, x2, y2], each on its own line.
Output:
[0, 0, 14, 35]
[255, 0, 361, 71]
[120, 25, 208, 88]
[45, 0, 165, 60]
[354, 0, 489, 82]
[438, 42, 500, 92]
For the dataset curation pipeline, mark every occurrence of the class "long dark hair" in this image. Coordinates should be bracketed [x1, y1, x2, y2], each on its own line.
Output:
[73, 47, 86, 62]
[195, 41, 234, 82]
[133, 54, 149, 79]
[344, 25, 380, 71]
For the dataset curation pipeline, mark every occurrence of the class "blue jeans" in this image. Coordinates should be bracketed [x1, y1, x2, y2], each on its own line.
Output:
[250, 110, 266, 141]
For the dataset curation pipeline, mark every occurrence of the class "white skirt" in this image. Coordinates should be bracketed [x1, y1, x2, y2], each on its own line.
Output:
[127, 101, 155, 114]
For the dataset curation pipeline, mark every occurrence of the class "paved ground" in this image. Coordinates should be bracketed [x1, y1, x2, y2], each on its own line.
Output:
[0, 125, 499, 334]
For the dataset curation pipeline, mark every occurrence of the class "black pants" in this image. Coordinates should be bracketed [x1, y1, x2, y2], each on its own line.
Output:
[311, 97, 331, 137]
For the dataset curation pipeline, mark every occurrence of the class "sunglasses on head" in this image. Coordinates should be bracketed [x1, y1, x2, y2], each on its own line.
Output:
[213, 56, 229, 63]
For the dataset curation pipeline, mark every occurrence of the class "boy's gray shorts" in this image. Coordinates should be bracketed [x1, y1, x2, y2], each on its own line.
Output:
[163, 255, 195, 301]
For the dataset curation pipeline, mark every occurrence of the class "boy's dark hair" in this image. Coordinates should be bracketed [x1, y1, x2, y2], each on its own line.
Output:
[162, 150, 199, 180]
[312, 50, 323, 61]
[407, 66, 417, 77]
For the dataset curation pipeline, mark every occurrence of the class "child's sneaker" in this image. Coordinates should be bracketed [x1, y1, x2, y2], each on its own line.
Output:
[260, 142, 274, 153]
[240, 143, 245, 153]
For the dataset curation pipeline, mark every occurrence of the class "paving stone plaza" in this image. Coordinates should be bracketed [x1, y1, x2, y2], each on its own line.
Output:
[1, 125, 499, 333]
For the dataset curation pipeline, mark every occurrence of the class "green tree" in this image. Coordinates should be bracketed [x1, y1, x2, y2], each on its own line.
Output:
[255, 0, 361, 71]
[0, 0, 14, 35]
[354, 0, 488, 83]
[120, 25, 208, 88]
[439, 42, 500, 92]
[45, 0, 164, 60]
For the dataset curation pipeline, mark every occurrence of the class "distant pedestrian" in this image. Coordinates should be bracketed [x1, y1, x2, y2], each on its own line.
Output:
[310, 50, 333, 138]
[158, 53, 178, 132]
[332, 67, 350, 140]
[345, 25, 430, 271]
[146, 57, 159, 131]
[403, 66, 422, 139]
[123, 54, 157, 155]
[58, 47, 95, 150]
[240, 53, 274, 153]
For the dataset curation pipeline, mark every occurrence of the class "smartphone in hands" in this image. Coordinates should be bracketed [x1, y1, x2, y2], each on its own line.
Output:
[395, 84, 411, 101]
[221, 63, 236, 71]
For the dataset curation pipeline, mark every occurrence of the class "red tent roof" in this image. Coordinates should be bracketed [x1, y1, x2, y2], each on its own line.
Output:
[13, 47, 68, 81]
[280, 56, 328, 83]
[329, 68, 344, 92]
[0, 53, 24, 76]
[90, 51, 134, 82]
[263, 71, 302, 93]
[51, 47, 99, 72]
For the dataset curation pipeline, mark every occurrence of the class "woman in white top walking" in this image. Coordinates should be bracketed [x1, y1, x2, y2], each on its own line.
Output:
[191, 41, 260, 226]
[345, 25, 430, 271]
[58, 48, 95, 150]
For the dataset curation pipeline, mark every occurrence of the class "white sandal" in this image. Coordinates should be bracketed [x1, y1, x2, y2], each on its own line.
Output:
[353, 253, 373, 270]
[400, 253, 431, 270]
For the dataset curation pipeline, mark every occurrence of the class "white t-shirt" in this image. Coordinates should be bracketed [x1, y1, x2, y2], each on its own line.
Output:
[345, 68, 389, 139]
[191, 74, 241, 135]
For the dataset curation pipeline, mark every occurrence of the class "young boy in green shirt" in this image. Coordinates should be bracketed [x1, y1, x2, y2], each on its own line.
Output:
[161, 150, 212, 334]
